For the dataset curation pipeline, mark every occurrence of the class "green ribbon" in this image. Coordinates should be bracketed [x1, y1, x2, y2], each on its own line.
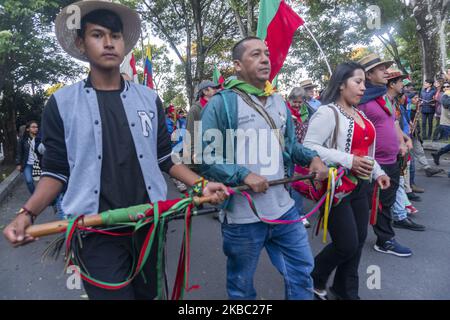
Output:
[224, 79, 271, 97]
[299, 104, 310, 122]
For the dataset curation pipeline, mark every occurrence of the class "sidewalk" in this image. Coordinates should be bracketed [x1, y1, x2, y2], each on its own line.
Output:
[422, 140, 448, 151]
[0, 170, 21, 204]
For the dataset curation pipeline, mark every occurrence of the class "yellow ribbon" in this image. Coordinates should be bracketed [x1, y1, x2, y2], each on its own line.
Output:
[264, 80, 276, 96]
[322, 167, 337, 244]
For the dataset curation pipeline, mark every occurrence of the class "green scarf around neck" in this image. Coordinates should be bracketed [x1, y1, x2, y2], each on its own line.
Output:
[224, 79, 275, 97]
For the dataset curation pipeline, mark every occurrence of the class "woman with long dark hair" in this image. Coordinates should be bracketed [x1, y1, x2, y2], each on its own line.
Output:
[15, 120, 41, 194]
[303, 62, 390, 300]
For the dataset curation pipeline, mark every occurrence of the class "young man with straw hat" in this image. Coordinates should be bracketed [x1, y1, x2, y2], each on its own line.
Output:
[384, 68, 426, 232]
[3, 0, 228, 300]
[357, 53, 414, 257]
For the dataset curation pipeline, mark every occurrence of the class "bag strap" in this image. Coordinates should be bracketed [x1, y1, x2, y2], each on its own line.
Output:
[232, 88, 285, 149]
[328, 105, 339, 149]
[28, 138, 39, 160]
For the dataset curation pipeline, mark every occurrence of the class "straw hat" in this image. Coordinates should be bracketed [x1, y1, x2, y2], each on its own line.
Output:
[357, 53, 394, 72]
[386, 68, 408, 81]
[55, 0, 141, 62]
[300, 79, 317, 89]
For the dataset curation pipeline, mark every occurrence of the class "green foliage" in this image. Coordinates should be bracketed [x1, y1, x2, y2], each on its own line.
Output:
[1, 0, 82, 89]
[279, 0, 426, 89]
[0, 0, 82, 163]
[282, 0, 372, 88]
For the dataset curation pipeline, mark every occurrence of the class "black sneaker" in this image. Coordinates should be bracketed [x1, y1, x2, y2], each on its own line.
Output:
[406, 192, 421, 202]
[374, 239, 412, 257]
[393, 218, 426, 231]
[431, 153, 440, 166]
[425, 167, 443, 177]
[327, 287, 345, 300]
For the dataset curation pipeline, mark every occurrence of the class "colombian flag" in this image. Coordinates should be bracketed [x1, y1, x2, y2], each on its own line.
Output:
[143, 46, 154, 89]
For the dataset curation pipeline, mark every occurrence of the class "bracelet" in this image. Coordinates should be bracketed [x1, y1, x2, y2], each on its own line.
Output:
[191, 177, 209, 196]
[16, 207, 36, 224]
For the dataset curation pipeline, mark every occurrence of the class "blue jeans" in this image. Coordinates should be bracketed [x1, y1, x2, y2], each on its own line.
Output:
[289, 187, 304, 216]
[221, 206, 314, 300]
[392, 176, 408, 221]
[54, 192, 65, 219]
[439, 125, 450, 140]
[438, 143, 450, 155]
[23, 164, 35, 194]
[410, 155, 416, 186]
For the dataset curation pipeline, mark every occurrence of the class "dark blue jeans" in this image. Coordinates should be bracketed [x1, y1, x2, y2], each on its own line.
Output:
[410, 156, 416, 186]
[440, 144, 450, 154]
[23, 164, 35, 194]
[422, 112, 434, 139]
[221, 206, 314, 300]
[289, 187, 304, 216]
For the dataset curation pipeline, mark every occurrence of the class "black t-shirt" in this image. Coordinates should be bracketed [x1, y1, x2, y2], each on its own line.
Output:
[96, 86, 149, 212]
[41, 77, 174, 213]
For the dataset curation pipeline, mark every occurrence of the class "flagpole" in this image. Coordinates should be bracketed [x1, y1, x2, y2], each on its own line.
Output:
[141, 22, 147, 75]
[302, 23, 333, 76]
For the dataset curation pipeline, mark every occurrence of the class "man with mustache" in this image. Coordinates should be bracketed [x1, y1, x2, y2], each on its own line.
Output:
[200, 37, 328, 299]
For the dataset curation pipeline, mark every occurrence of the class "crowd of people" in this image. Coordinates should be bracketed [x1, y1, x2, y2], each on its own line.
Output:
[3, 1, 450, 301]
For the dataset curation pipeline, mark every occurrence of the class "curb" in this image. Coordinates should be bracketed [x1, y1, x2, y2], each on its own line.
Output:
[0, 170, 22, 204]
[422, 141, 447, 151]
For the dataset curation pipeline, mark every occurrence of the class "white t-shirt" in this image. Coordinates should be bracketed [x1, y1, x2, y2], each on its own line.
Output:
[27, 138, 36, 165]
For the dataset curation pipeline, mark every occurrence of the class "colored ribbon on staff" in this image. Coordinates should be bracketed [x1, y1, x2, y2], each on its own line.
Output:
[228, 168, 341, 244]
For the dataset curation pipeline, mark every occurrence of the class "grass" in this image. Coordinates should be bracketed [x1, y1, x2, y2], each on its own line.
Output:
[417, 117, 450, 143]
[0, 164, 16, 183]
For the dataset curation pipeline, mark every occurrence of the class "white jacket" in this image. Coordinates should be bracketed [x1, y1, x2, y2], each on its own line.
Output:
[303, 103, 385, 180]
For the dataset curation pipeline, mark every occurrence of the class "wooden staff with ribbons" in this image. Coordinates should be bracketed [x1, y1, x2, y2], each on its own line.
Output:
[25, 173, 316, 238]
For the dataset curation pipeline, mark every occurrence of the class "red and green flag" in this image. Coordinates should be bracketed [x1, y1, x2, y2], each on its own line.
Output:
[257, 0, 304, 81]
[271, 74, 279, 91]
[213, 65, 225, 85]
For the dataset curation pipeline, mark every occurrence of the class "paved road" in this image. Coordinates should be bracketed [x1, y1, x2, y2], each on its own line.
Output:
[1, 151, 449, 300]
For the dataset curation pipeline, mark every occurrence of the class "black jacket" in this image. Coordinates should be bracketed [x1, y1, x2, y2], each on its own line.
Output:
[16, 136, 42, 169]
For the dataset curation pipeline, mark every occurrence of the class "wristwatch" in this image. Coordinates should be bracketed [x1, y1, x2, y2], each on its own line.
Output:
[16, 207, 36, 224]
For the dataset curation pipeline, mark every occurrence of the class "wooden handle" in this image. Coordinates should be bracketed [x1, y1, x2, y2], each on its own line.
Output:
[26, 215, 103, 238]
[193, 195, 217, 206]
[235, 173, 316, 192]
[25, 174, 316, 238]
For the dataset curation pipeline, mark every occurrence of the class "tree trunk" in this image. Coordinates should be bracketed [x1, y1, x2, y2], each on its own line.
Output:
[191, 0, 206, 85]
[3, 107, 17, 165]
[0, 63, 6, 94]
[436, 7, 449, 75]
[182, 0, 194, 106]
[411, 0, 447, 82]
[0, 83, 18, 165]
[247, 1, 254, 36]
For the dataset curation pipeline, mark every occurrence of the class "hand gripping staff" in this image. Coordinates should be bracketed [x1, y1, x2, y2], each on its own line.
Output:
[24, 170, 364, 299]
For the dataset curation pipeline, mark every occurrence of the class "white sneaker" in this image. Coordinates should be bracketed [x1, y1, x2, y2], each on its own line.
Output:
[313, 288, 328, 300]
[302, 217, 311, 228]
